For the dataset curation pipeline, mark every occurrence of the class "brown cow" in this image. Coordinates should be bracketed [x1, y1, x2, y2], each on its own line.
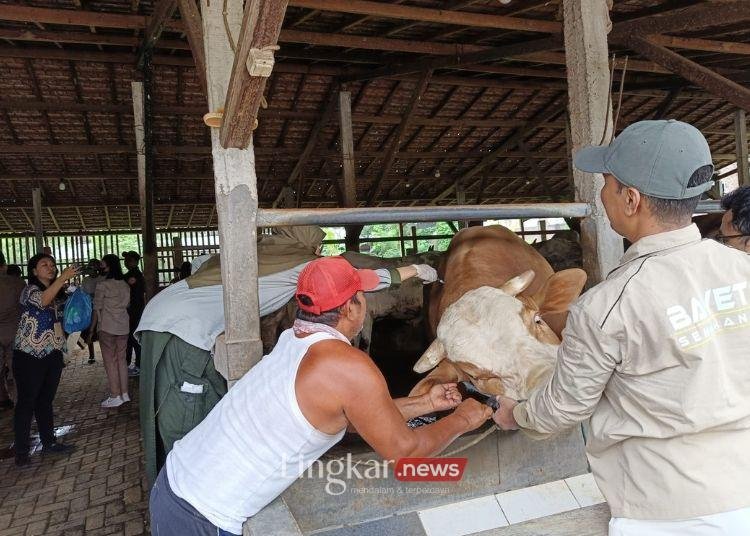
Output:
[411, 225, 586, 400]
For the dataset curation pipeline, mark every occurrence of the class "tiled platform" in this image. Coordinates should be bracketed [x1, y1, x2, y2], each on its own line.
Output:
[0, 346, 149, 536]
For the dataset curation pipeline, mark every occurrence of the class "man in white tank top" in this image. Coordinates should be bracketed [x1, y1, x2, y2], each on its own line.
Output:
[149, 256, 492, 536]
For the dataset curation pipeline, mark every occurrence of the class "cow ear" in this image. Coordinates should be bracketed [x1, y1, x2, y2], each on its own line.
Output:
[538, 269, 587, 338]
[499, 269, 535, 297]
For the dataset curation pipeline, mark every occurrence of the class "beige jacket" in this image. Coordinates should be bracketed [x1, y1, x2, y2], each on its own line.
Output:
[513, 224, 750, 520]
[93, 279, 131, 336]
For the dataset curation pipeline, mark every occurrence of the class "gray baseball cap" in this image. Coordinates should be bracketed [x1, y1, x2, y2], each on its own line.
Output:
[573, 119, 714, 199]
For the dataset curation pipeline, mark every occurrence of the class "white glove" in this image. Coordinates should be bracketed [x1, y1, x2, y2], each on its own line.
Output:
[412, 264, 438, 283]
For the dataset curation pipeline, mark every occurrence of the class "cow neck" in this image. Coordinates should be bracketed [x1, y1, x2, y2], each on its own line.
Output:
[292, 319, 351, 345]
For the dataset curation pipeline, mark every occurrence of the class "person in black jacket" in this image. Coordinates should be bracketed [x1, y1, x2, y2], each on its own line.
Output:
[122, 251, 145, 377]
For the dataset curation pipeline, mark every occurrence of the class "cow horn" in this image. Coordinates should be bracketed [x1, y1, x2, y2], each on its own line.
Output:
[500, 269, 535, 297]
[413, 339, 446, 373]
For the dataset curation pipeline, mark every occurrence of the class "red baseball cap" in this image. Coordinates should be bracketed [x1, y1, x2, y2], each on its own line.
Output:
[296, 256, 380, 315]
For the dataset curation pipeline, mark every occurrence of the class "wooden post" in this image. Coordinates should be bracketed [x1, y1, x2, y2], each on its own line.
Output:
[398, 222, 406, 257]
[339, 90, 362, 251]
[339, 90, 357, 208]
[456, 184, 467, 229]
[32, 187, 44, 253]
[563, 0, 623, 284]
[132, 79, 158, 300]
[172, 235, 184, 278]
[202, 0, 263, 379]
[735, 109, 749, 187]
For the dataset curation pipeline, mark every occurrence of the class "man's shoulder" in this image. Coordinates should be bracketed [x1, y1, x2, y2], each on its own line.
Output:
[305, 338, 375, 373]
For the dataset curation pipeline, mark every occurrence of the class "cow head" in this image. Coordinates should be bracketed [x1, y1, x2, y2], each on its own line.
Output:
[412, 268, 586, 399]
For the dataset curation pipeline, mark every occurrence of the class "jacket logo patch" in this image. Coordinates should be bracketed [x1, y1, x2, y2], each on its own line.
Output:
[666, 281, 749, 349]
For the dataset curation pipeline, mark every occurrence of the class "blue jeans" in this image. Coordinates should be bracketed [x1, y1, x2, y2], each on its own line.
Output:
[150, 467, 240, 536]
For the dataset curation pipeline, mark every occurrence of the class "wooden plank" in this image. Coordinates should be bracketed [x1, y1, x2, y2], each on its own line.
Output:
[367, 69, 432, 204]
[563, 0, 623, 284]
[628, 35, 750, 111]
[737, 109, 749, 187]
[219, 0, 288, 148]
[287, 0, 562, 33]
[176, 0, 207, 96]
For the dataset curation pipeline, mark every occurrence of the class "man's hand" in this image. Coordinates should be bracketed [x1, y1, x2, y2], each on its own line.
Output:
[412, 264, 438, 283]
[492, 396, 519, 430]
[427, 383, 462, 412]
[452, 398, 492, 431]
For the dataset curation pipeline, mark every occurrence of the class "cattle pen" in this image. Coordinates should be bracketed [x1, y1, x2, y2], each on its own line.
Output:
[1, 0, 749, 535]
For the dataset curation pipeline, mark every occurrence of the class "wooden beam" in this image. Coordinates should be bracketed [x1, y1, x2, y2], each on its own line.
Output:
[651, 86, 683, 119]
[648, 35, 750, 57]
[737, 109, 749, 187]
[0, 5, 149, 29]
[564, 0, 622, 284]
[137, 0, 178, 69]
[610, 1, 750, 44]
[345, 35, 563, 82]
[176, 0, 207, 96]
[287, 0, 562, 33]
[628, 35, 750, 111]
[0, 27, 188, 49]
[220, 0, 288, 148]
[273, 90, 339, 206]
[367, 69, 432, 204]
[431, 95, 566, 203]
[46, 207, 61, 232]
[75, 206, 86, 229]
[0, 210, 15, 232]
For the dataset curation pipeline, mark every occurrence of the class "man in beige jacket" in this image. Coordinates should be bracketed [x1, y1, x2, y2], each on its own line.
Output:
[493, 120, 750, 535]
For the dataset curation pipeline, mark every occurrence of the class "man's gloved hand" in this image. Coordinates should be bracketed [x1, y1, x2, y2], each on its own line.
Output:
[411, 264, 438, 283]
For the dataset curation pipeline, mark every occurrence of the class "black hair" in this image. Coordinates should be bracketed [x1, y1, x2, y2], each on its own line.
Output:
[0, 251, 5, 266]
[101, 254, 125, 280]
[617, 165, 714, 224]
[26, 253, 56, 290]
[7, 264, 22, 277]
[296, 292, 361, 327]
[721, 185, 750, 235]
[179, 261, 192, 279]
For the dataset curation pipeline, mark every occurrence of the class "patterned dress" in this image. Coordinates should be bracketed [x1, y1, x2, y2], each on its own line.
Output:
[14, 284, 66, 358]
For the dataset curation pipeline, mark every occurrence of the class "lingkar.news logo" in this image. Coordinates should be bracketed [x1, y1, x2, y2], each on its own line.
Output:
[283, 455, 468, 495]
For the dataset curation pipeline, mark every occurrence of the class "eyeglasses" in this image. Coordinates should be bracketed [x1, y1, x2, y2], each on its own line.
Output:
[714, 233, 750, 244]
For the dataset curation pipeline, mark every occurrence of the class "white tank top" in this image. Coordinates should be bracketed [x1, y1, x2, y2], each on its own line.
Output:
[166, 329, 347, 534]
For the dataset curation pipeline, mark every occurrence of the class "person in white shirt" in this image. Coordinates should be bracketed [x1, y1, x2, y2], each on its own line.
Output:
[137, 226, 439, 485]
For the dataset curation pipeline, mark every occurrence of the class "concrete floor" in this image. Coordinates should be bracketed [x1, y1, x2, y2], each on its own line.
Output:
[0, 345, 149, 536]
